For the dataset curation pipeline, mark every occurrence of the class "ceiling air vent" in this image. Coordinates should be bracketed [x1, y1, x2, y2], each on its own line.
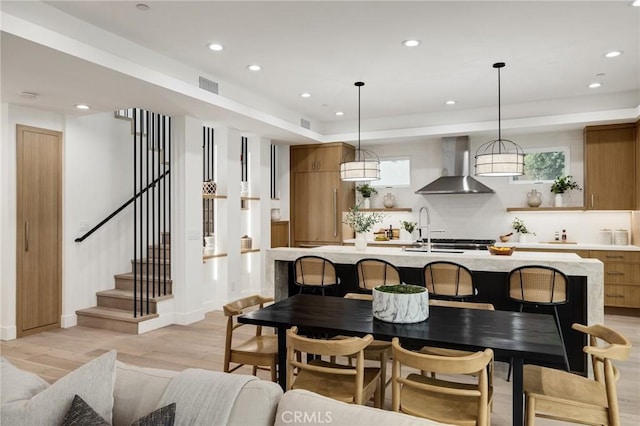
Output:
[199, 76, 219, 94]
[300, 118, 311, 130]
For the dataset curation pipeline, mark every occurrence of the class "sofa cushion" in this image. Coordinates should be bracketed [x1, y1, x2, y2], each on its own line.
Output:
[227, 380, 283, 426]
[0, 350, 117, 426]
[113, 361, 179, 426]
[61, 394, 109, 426]
[274, 389, 449, 426]
[0, 357, 50, 404]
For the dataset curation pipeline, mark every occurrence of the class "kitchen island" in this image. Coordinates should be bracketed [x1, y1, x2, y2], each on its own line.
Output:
[264, 245, 604, 375]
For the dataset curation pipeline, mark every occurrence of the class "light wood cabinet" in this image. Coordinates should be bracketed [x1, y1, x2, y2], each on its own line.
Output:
[290, 143, 354, 247]
[591, 250, 640, 308]
[584, 123, 636, 210]
[271, 221, 289, 248]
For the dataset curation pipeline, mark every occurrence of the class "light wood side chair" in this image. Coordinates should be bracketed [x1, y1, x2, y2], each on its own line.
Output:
[286, 326, 381, 407]
[524, 323, 631, 426]
[223, 295, 278, 382]
[342, 293, 392, 403]
[392, 337, 494, 426]
[293, 255, 340, 296]
[423, 261, 475, 301]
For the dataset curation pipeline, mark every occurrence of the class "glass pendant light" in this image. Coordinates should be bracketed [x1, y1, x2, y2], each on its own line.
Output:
[340, 82, 380, 181]
[475, 62, 525, 177]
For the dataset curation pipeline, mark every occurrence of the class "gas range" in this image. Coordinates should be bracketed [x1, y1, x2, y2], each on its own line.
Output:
[416, 238, 496, 251]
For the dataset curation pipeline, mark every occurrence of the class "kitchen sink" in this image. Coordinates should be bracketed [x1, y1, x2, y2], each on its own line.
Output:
[404, 248, 464, 254]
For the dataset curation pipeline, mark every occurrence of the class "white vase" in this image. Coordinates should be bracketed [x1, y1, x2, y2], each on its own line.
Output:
[519, 233, 528, 243]
[372, 285, 429, 323]
[355, 232, 368, 251]
[240, 181, 249, 197]
[400, 229, 414, 242]
[362, 198, 371, 209]
[270, 208, 281, 221]
[554, 193, 563, 207]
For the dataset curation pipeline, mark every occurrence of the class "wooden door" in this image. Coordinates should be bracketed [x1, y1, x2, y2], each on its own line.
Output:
[16, 125, 62, 337]
[293, 172, 341, 245]
[584, 124, 636, 210]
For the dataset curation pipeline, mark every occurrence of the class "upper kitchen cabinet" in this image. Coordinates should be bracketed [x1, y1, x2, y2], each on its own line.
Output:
[291, 143, 345, 172]
[290, 143, 355, 247]
[584, 123, 637, 210]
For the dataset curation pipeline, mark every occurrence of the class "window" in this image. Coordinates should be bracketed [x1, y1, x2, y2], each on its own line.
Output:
[372, 157, 411, 188]
[511, 147, 570, 184]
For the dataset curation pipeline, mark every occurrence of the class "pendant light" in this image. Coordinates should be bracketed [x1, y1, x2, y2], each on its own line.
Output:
[474, 62, 525, 177]
[340, 82, 380, 181]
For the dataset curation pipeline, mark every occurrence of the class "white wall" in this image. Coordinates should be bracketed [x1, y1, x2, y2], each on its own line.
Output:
[357, 130, 631, 243]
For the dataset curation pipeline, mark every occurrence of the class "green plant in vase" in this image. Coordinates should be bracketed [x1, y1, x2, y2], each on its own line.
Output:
[550, 175, 581, 207]
[356, 183, 377, 208]
[344, 204, 384, 250]
[512, 217, 535, 243]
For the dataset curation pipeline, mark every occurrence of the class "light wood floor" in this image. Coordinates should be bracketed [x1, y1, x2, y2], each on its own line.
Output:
[1, 310, 638, 425]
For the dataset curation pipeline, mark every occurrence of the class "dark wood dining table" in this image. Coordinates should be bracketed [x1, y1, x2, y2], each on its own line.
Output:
[238, 294, 566, 426]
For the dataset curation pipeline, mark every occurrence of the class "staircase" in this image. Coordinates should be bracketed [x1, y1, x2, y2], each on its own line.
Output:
[76, 234, 173, 334]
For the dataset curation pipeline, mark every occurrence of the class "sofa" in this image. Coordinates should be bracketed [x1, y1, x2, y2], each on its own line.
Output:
[1, 351, 445, 425]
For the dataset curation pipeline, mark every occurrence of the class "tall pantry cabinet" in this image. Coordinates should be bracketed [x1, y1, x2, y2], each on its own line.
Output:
[290, 143, 355, 247]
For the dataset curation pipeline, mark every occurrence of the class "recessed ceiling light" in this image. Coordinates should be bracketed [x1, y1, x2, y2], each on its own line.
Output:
[633, 0, 640, 7]
[402, 39, 421, 47]
[588, 82, 602, 89]
[300, 92, 311, 98]
[208, 43, 223, 51]
[76, 104, 91, 110]
[136, 3, 149, 11]
[604, 50, 622, 58]
[19, 91, 38, 99]
[445, 100, 456, 105]
[335, 111, 344, 116]
[247, 64, 261, 71]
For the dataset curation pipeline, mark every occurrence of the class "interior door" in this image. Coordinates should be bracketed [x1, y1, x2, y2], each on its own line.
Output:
[16, 125, 62, 337]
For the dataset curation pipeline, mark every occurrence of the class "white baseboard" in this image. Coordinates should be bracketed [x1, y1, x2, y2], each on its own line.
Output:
[172, 308, 205, 326]
[61, 314, 77, 328]
[1, 325, 17, 341]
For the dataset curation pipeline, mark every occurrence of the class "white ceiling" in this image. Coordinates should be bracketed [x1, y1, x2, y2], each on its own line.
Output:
[1, 1, 639, 144]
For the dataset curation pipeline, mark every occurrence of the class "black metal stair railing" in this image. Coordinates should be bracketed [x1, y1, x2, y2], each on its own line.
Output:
[75, 108, 172, 318]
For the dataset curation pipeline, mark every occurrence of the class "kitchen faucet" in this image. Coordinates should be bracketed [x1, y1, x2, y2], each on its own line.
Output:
[418, 206, 445, 252]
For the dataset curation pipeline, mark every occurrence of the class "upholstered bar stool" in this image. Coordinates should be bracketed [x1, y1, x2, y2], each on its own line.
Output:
[507, 265, 571, 381]
[422, 261, 475, 301]
[293, 255, 340, 296]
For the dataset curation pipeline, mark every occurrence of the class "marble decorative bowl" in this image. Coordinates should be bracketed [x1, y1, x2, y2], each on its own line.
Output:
[372, 285, 429, 323]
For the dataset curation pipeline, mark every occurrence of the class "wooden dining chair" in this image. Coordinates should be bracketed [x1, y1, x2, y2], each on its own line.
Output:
[420, 300, 495, 387]
[355, 258, 402, 291]
[293, 255, 340, 296]
[286, 326, 381, 407]
[524, 323, 631, 426]
[507, 265, 570, 381]
[392, 337, 494, 426]
[423, 261, 475, 301]
[341, 293, 392, 404]
[223, 295, 278, 382]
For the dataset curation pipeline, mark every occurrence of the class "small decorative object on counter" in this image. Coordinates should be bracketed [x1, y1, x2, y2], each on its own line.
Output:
[499, 232, 513, 242]
[202, 180, 217, 195]
[599, 229, 612, 245]
[555, 231, 560, 241]
[561, 229, 567, 241]
[526, 190, 542, 207]
[613, 229, 629, 245]
[383, 192, 396, 208]
[512, 217, 535, 243]
[240, 235, 252, 250]
[488, 245, 516, 256]
[344, 205, 385, 250]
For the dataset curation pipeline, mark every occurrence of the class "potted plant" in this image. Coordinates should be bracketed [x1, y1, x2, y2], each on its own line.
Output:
[400, 220, 417, 241]
[343, 204, 385, 250]
[550, 175, 581, 207]
[512, 217, 535, 243]
[372, 284, 429, 323]
[356, 183, 377, 209]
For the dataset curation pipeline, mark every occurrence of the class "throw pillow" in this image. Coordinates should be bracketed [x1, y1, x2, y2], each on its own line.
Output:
[61, 394, 109, 426]
[1, 357, 50, 404]
[131, 403, 176, 426]
[0, 350, 117, 426]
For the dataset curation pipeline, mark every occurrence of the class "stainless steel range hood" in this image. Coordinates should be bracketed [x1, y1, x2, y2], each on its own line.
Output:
[415, 136, 495, 194]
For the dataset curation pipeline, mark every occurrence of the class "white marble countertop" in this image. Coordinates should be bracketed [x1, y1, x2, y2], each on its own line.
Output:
[264, 245, 604, 327]
[494, 242, 640, 251]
